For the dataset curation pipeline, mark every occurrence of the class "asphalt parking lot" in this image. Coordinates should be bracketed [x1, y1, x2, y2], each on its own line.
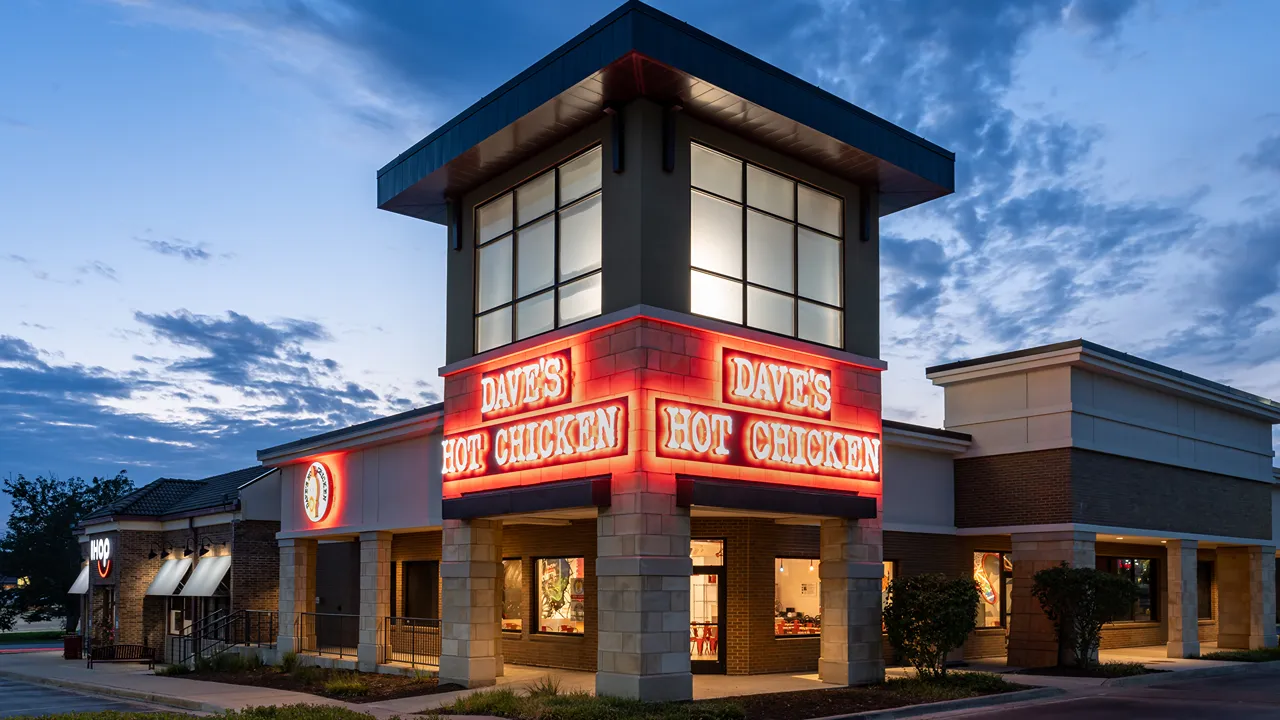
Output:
[0, 676, 158, 717]
[951, 669, 1280, 720]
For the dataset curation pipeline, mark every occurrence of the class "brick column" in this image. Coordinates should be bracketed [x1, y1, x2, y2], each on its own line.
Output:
[357, 531, 392, 671]
[596, 471, 692, 702]
[1165, 540, 1199, 658]
[277, 538, 317, 653]
[1007, 531, 1094, 668]
[818, 518, 884, 686]
[1217, 545, 1278, 650]
[440, 518, 502, 687]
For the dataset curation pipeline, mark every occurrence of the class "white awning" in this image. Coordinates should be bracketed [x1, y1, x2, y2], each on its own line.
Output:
[179, 555, 231, 597]
[145, 558, 192, 596]
[68, 565, 90, 595]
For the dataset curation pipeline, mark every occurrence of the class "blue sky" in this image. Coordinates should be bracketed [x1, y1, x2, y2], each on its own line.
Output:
[2, 0, 1279, 528]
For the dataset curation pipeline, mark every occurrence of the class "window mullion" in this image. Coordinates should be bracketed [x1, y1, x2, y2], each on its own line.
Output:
[792, 180, 799, 339]
[554, 166, 562, 327]
[740, 161, 747, 327]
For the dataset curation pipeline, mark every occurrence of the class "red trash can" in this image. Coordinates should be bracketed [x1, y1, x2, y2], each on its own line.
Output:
[63, 634, 82, 660]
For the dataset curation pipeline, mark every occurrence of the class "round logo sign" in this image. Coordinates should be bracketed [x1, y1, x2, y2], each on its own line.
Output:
[302, 461, 332, 523]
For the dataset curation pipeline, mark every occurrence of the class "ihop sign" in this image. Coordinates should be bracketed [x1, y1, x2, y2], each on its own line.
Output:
[90, 536, 112, 578]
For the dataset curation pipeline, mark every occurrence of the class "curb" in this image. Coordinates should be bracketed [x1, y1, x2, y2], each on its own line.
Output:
[0, 668, 223, 713]
[806, 686, 1066, 720]
[1102, 659, 1280, 688]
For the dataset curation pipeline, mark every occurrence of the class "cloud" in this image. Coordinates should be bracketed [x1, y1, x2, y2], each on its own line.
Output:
[138, 237, 213, 263]
[1242, 134, 1280, 175]
[78, 261, 119, 282]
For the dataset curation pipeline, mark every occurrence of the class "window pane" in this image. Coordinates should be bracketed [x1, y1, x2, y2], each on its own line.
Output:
[882, 561, 894, 610]
[747, 210, 793, 292]
[516, 216, 554, 297]
[691, 190, 742, 278]
[747, 286, 794, 336]
[747, 165, 794, 220]
[516, 171, 555, 226]
[691, 144, 742, 201]
[477, 236, 512, 312]
[798, 301, 841, 347]
[691, 270, 742, 324]
[560, 147, 601, 206]
[502, 560, 523, 632]
[536, 558, 584, 634]
[476, 307, 511, 353]
[477, 193, 513, 245]
[1197, 561, 1213, 620]
[691, 540, 724, 567]
[974, 552, 1003, 628]
[774, 558, 820, 636]
[798, 228, 841, 306]
[558, 272, 601, 326]
[559, 194, 602, 281]
[798, 185, 841, 237]
[516, 291, 554, 340]
[1134, 559, 1154, 622]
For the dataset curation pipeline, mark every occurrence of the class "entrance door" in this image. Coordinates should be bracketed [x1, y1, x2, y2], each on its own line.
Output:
[690, 540, 725, 674]
[403, 560, 440, 619]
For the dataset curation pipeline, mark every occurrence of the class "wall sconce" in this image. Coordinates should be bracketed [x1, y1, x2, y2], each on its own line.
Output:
[182, 539, 194, 558]
[147, 542, 172, 560]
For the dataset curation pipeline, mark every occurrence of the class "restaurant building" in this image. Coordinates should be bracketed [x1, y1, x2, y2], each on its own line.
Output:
[163, 0, 1279, 701]
[69, 466, 282, 662]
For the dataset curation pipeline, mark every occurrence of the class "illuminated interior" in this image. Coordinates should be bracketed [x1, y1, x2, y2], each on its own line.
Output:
[974, 551, 1012, 628]
[536, 557, 585, 634]
[774, 558, 821, 636]
[690, 540, 723, 662]
[502, 559, 523, 632]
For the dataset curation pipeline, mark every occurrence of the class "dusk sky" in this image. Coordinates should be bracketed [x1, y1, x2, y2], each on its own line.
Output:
[3, 0, 1279, 528]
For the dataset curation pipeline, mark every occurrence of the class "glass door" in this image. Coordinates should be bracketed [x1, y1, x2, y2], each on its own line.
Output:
[690, 540, 725, 674]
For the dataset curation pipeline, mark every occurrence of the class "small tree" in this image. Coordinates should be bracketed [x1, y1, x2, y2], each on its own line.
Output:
[883, 573, 979, 679]
[1031, 563, 1139, 668]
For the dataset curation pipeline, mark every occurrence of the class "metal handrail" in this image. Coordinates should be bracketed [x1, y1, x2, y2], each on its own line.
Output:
[384, 616, 440, 668]
[295, 612, 359, 659]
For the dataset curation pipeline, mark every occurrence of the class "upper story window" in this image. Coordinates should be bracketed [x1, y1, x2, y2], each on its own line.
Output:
[475, 146, 603, 353]
[689, 143, 844, 348]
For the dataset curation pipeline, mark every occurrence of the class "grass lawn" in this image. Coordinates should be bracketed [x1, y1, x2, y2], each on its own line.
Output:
[425, 672, 1026, 720]
[0, 630, 64, 643]
[1199, 647, 1280, 662]
[1016, 661, 1158, 678]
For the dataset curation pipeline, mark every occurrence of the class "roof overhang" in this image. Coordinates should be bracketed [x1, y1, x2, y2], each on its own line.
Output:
[258, 405, 445, 465]
[377, 1, 953, 225]
[882, 420, 971, 454]
[926, 340, 1280, 423]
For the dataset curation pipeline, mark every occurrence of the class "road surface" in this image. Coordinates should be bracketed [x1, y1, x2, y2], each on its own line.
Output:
[0, 676, 157, 717]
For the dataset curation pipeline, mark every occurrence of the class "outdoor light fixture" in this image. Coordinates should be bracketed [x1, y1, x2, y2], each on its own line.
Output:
[779, 560, 785, 573]
[809, 560, 815, 572]
[182, 539, 194, 558]
[146, 541, 168, 560]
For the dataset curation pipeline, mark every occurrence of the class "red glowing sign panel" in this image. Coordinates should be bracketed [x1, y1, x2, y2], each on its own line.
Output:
[443, 397, 629, 480]
[722, 350, 832, 420]
[656, 399, 879, 481]
[481, 350, 572, 420]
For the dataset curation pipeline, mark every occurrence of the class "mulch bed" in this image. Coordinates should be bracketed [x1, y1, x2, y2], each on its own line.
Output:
[174, 667, 465, 703]
[711, 682, 1020, 720]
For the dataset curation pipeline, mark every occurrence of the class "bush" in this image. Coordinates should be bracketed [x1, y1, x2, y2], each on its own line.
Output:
[280, 651, 300, 673]
[3, 703, 379, 720]
[194, 651, 263, 673]
[1200, 647, 1280, 662]
[426, 690, 745, 720]
[291, 665, 324, 686]
[525, 674, 563, 698]
[322, 672, 370, 698]
[1031, 563, 1139, 668]
[882, 573, 979, 679]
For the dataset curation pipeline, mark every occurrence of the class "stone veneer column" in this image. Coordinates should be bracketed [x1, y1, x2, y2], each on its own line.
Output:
[818, 518, 884, 686]
[596, 471, 692, 702]
[1165, 540, 1200, 658]
[277, 538, 317, 654]
[357, 531, 392, 671]
[1007, 531, 1095, 668]
[439, 518, 503, 687]
[1217, 545, 1278, 650]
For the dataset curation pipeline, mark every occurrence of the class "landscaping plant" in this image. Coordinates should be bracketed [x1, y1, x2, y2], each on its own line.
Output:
[1031, 562, 1139, 668]
[882, 573, 980, 679]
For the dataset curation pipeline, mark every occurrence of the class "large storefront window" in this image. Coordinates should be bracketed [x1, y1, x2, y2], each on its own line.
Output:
[502, 559, 523, 632]
[535, 557, 585, 635]
[475, 146, 603, 353]
[691, 540, 724, 664]
[1197, 561, 1213, 620]
[1101, 557, 1156, 622]
[881, 561, 895, 609]
[689, 143, 844, 347]
[775, 558, 821, 636]
[974, 552, 1012, 628]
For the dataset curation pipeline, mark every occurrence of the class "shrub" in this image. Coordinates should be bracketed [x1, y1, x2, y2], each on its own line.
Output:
[280, 651, 300, 673]
[322, 672, 370, 698]
[155, 663, 192, 676]
[2, 704, 378, 720]
[1031, 563, 1139, 668]
[525, 674, 562, 698]
[882, 573, 979, 679]
[291, 665, 324, 686]
[425, 689, 746, 720]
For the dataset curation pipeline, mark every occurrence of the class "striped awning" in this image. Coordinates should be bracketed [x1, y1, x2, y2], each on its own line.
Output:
[68, 566, 90, 595]
[145, 558, 192, 596]
[179, 555, 231, 597]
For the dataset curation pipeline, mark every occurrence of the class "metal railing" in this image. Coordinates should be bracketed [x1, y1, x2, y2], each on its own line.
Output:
[169, 609, 278, 666]
[384, 616, 441, 668]
[295, 612, 359, 658]
[230, 610, 278, 648]
[169, 608, 230, 665]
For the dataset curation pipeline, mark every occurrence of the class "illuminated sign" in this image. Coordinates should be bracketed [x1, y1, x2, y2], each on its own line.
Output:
[302, 461, 333, 523]
[656, 400, 879, 480]
[443, 397, 628, 479]
[481, 350, 572, 420]
[722, 350, 832, 420]
[90, 537, 112, 578]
